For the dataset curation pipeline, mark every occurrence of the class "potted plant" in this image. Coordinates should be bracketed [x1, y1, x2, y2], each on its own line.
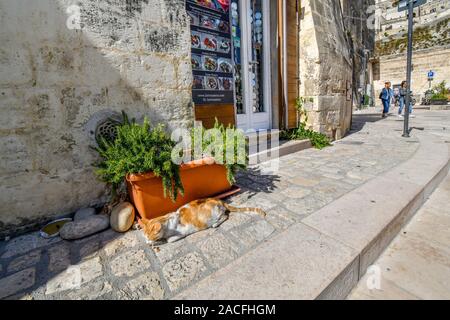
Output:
[430, 81, 450, 105]
[430, 93, 449, 105]
[95, 114, 246, 220]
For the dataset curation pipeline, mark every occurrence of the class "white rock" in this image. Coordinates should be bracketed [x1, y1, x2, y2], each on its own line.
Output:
[110, 202, 135, 233]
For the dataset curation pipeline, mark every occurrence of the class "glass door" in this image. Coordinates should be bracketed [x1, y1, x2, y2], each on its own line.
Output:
[232, 0, 271, 131]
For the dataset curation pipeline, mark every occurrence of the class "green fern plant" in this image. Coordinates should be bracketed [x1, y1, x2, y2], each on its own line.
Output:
[95, 112, 184, 202]
[192, 119, 247, 185]
[280, 97, 331, 150]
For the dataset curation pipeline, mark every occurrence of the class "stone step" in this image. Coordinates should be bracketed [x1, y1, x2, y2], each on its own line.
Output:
[248, 139, 311, 164]
[174, 130, 450, 300]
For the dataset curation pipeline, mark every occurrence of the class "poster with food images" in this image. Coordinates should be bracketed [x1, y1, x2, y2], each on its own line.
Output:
[186, 0, 234, 105]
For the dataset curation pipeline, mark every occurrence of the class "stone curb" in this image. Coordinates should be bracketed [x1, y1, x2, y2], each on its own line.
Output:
[249, 139, 312, 164]
[173, 131, 450, 300]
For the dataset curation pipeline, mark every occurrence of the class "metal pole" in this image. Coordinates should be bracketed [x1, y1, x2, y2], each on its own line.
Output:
[403, 0, 414, 138]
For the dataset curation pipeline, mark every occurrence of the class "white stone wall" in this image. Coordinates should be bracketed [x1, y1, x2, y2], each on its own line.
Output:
[0, 0, 193, 236]
[299, 0, 354, 139]
[375, 46, 450, 100]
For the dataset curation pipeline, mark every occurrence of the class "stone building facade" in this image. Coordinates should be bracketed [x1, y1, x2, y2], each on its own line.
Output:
[373, 0, 450, 96]
[0, 0, 376, 236]
[299, 0, 375, 138]
[378, 0, 449, 38]
[378, 46, 450, 96]
[0, 0, 194, 236]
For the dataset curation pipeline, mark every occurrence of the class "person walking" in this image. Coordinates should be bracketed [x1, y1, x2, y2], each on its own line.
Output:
[398, 80, 415, 118]
[380, 81, 394, 118]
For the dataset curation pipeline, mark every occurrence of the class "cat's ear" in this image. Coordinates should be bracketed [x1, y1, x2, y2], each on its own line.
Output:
[153, 222, 162, 232]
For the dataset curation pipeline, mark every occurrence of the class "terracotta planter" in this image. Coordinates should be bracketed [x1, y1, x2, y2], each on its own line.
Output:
[126, 158, 235, 220]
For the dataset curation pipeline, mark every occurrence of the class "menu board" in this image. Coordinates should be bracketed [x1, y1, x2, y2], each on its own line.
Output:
[187, 0, 234, 105]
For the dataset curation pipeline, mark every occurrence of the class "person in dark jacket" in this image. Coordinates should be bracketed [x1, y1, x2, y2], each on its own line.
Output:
[398, 80, 415, 118]
[380, 81, 394, 118]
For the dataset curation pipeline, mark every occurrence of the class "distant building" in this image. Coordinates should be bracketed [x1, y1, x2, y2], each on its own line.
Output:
[378, 0, 450, 39]
[373, 0, 450, 98]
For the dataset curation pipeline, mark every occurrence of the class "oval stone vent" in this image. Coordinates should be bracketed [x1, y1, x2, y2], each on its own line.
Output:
[85, 110, 123, 147]
[95, 118, 120, 144]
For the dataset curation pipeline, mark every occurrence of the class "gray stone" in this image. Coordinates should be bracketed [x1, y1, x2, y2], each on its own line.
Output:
[79, 240, 100, 260]
[302, 175, 422, 255]
[7, 250, 41, 273]
[60, 215, 110, 240]
[219, 212, 252, 231]
[103, 231, 140, 256]
[74, 207, 97, 221]
[281, 186, 312, 199]
[196, 233, 239, 268]
[119, 273, 165, 300]
[110, 202, 135, 233]
[230, 220, 275, 249]
[0, 268, 35, 299]
[174, 223, 358, 300]
[185, 228, 218, 243]
[288, 176, 320, 187]
[265, 207, 298, 230]
[155, 238, 192, 264]
[45, 257, 103, 295]
[1, 232, 60, 259]
[110, 249, 151, 277]
[67, 280, 113, 300]
[48, 244, 71, 273]
[350, 171, 450, 300]
[162, 252, 207, 292]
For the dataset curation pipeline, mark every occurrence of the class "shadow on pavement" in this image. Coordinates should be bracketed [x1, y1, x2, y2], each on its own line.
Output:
[349, 112, 384, 134]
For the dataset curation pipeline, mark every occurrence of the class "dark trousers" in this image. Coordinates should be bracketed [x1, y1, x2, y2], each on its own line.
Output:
[382, 99, 390, 114]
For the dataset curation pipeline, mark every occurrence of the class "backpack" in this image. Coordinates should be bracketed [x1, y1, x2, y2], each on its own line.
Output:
[379, 91, 383, 99]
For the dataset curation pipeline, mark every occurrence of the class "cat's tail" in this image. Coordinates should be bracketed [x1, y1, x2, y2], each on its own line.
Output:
[223, 203, 267, 218]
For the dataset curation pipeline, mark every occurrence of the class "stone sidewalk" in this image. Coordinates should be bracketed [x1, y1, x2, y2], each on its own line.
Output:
[347, 170, 450, 300]
[0, 108, 448, 300]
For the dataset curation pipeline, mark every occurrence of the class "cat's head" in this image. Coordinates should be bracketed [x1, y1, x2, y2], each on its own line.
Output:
[142, 218, 164, 243]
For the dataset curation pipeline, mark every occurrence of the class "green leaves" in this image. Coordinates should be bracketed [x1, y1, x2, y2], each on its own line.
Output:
[95, 113, 248, 203]
[431, 81, 449, 101]
[95, 114, 184, 202]
[281, 97, 331, 150]
[191, 119, 248, 185]
[281, 124, 331, 150]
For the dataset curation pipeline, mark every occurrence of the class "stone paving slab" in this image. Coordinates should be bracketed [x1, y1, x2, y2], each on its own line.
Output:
[173, 110, 450, 300]
[348, 171, 450, 300]
[174, 223, 358, 300]
[0, 109, 448, 300]
[302, 133, 449, 277]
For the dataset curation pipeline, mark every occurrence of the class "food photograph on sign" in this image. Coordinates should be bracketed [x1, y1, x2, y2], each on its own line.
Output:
[193, 75, 205, 90]
[193, 0, 230, 12]
[217, 58, 233, 73]
[219, 77, 233, 91]
[201, 33, 218, 52]
[217, 37, 231, 53]
[191, 54, 202, 70]
[191, 31, 201, 49]
[202, 55, 218, 72]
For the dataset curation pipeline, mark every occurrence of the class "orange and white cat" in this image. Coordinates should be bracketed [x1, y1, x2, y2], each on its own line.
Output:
[141, 198, 266, 244]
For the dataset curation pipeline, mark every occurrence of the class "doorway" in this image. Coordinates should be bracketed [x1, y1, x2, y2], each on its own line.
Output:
[232, 0, 272, 131]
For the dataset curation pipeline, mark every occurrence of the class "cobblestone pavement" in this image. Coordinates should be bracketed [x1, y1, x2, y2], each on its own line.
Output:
[1, 108, 448, 300]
